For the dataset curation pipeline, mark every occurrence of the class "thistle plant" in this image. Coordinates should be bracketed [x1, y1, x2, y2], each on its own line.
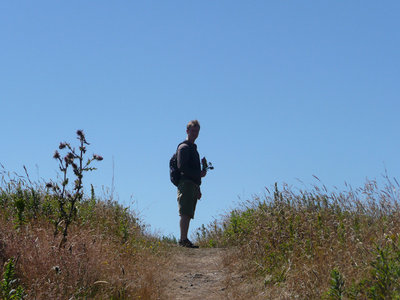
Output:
[46, 130, 103, 247]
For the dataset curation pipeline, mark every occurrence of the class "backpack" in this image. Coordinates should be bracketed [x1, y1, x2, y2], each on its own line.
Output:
[169, 141, 189, 186]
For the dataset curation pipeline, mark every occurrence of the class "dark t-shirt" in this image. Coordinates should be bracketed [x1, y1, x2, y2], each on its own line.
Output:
[177, 141, 201, 185]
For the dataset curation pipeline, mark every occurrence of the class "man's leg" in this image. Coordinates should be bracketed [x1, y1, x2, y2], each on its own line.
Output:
[180, 214, 191, 241]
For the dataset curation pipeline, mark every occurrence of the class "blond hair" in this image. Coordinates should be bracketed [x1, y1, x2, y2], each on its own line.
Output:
[186, 120, 200, 130]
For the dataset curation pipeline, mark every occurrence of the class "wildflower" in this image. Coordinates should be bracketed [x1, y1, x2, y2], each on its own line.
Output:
[46, 182, 53, 189]
[53, 150, 60, 159]
[59, 142, 67, 149]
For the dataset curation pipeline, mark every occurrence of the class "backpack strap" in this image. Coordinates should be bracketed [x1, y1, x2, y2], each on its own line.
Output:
[176, 140, 190, 152]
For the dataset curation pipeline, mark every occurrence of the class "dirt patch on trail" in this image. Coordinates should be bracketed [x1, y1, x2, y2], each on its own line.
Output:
[162, 247, 231, 299]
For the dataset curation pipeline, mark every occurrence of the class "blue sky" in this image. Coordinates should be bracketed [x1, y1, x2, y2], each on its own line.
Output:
[1, 2, 399, 238]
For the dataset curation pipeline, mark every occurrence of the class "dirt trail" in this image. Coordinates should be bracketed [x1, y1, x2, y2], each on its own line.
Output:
[162, 247, 230, 300]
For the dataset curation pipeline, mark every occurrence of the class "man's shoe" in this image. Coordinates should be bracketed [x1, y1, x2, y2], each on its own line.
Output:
[178, 239, 199, 248]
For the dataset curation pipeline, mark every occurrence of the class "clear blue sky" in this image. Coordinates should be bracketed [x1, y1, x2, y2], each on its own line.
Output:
[1, 2, 399, 238]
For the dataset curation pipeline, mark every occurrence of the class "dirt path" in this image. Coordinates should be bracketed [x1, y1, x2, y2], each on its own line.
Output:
[162, 247, 230, 299]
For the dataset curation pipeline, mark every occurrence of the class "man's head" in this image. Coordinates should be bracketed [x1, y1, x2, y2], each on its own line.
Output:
[186, 120, 200, 143]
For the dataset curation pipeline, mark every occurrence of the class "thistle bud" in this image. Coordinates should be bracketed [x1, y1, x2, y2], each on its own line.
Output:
[53, 151, 60, 159]
[64, 154, 74, 165]
[93, 154, 103, 161]
[76, 130, 85, 139]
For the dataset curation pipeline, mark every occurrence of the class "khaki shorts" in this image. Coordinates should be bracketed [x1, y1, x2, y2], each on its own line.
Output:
[177, 180, 200, 219]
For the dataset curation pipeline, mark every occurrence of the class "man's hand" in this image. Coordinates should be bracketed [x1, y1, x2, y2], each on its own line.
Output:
[201, 157, 207, 178]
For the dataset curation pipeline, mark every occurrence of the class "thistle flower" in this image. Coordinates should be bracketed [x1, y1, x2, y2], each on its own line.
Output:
[46, 182, 53, 189]
[59, 142, 67, 150]
[93, 154, 103, 161]
[76, 130, 85, 139]
[53, 150, 60, 159]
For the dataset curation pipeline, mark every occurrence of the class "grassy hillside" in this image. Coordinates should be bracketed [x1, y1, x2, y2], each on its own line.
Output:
[3, 131, 400, 299]
[0, 174, 169, 299]
[0, 130, 170, 299]
[195, 177, 400, 299]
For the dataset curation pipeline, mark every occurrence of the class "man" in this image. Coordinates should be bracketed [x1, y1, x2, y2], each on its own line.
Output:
[177, 120, 207, 248]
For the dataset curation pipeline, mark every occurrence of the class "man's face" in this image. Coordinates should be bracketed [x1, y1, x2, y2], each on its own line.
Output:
[187, 126, 200, 142]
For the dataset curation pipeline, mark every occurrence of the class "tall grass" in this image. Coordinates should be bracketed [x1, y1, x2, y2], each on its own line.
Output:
[196, 176, 400, 299]
[0, 138, 173, 300]
[0, 172, 168, 299]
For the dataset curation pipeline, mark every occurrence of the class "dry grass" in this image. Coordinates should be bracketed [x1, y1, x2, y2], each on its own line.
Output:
[3, 154, 400, 299]
[0, 130, 172, 299]
[0, 183, 169, 299]
[196, 177, 400, 299]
